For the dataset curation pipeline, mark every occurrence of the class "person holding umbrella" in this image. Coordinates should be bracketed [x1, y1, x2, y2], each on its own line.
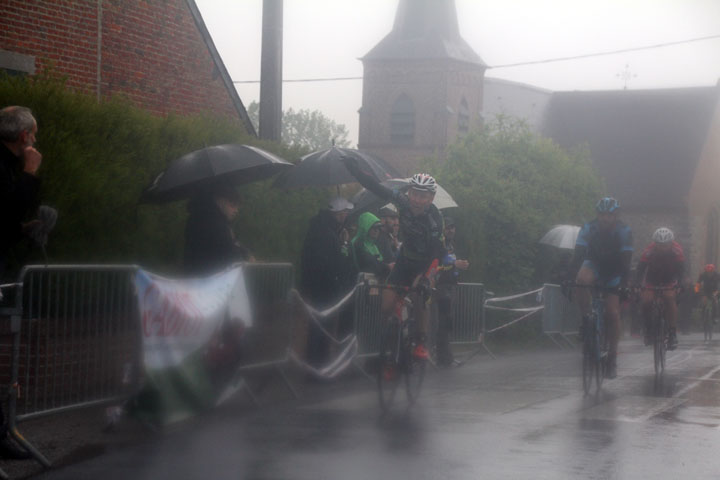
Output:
[342, 157, 445, 360]
[300, 196, 356, 371]
[183, 182, 255, 276]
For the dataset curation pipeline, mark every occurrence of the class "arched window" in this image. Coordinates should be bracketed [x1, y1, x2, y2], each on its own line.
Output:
[458, 97, 469, 135]
[390, 94, 415, 145]
[706, 209, 719, 266]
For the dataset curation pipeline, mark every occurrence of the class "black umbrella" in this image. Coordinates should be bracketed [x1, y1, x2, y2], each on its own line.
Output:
[272, 147, 400, 188]
[140, 144, 293, 203]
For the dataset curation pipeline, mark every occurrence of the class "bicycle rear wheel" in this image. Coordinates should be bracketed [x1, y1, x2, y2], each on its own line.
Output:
[653, 306, 666, 376]
[582, 315, 597, 395]
[582, 340, 595, 395]
[378, 319, 402, 411]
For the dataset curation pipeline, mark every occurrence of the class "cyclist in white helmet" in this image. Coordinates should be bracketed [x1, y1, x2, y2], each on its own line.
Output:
[343, 157, 445, 360]
[635, 227, 686, 350]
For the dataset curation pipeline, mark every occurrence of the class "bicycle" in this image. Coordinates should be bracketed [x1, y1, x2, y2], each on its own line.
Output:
[573, 284, 617, 396]
[700, 292, 718, 341]
[377, 279, 433, 411]
[641, 286, 679, 378]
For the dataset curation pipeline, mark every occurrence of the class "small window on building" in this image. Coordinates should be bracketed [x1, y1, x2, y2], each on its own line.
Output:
[458, 97, 469, 135]
[0, 50, 35, 77]
[391, 94, 415, 145]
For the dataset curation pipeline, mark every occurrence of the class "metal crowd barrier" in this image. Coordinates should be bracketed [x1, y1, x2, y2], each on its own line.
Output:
[541, 283, 579, 348]
[1, 264, 141, 468]
[233, 262, 298, 402]
[0, 262, 297, 470]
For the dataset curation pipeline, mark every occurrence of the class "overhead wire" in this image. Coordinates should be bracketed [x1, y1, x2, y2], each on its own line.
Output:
[231, 34, 720, 84]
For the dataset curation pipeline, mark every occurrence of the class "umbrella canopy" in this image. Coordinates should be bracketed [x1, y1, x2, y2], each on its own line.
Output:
[141, 144, 292, 203]
[539, 225, 581, 250]
[273, 146, 400, 188]
[350, 178, 458, 216]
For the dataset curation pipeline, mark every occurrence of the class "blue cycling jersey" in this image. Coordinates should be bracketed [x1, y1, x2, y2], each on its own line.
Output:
[575, 219, 633, 281]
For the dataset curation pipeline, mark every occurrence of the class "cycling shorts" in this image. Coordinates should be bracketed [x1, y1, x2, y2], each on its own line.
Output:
[387, 257, 430, 289]
[581, 260, 621, 288]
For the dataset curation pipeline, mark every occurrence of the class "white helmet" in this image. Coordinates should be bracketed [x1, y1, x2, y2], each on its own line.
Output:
[409, 173, 437, 193]
[652, 227, 674, 244]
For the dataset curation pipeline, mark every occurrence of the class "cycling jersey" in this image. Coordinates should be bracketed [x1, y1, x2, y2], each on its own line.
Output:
[344, 159, 445, 282]
[636, 241, 685, 286]
[574, 219, 633, 282]
[697, 271, 720, 295]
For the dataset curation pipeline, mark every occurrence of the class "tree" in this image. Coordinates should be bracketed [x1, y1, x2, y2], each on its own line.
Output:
[246, 101, 351, 150]
[429, 116, 604, 292]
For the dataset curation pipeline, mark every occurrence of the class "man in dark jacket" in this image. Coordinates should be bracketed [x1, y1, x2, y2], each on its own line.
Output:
[183, 183, 253, 276]
[435, 216, 469, 367]
[0, 106, 42, 459]
[1, 106, 42, 283]
[300, 196, 355, 369]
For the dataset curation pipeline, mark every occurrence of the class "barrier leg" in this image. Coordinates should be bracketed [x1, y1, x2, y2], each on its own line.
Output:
[276, 364, 300, 399]
[545, 332, 567, 350]
[9, 427, 50, 468]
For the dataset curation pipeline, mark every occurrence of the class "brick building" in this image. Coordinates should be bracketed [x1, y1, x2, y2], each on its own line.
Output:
[0, 0, 254, 134]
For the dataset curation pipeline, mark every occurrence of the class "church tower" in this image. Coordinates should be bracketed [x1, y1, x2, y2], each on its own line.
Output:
[358, 0, 486, 175]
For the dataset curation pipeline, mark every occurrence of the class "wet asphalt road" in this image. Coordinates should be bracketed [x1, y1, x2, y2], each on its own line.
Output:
[36, 334, 720, 479]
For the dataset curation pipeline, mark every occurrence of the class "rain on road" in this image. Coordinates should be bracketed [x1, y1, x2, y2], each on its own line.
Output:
[37, 334, 720, 479]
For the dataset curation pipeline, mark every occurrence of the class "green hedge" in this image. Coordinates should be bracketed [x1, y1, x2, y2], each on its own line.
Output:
[0, 74, 330, 275]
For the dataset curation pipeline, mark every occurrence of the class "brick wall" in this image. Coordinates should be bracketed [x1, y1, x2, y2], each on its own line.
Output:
[1, 0, 239, 119]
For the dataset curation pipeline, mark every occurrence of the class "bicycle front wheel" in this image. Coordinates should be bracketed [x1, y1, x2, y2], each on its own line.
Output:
[405, 341, 426, 405]
[378, 319, 402, 411]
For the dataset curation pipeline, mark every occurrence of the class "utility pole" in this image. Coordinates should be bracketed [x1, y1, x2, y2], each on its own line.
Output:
[259, 0, 283, 141]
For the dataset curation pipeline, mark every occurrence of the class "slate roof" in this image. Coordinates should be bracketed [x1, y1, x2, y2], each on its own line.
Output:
[362, 0, 485, 66]
[542, 87, 718, 209]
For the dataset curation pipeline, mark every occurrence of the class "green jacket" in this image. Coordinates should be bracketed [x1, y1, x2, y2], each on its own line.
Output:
[351, 212, 389, 278]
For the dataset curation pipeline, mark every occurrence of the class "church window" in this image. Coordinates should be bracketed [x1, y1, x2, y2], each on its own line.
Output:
[458, 97, 469, 135]
[390, 94, 415, 145]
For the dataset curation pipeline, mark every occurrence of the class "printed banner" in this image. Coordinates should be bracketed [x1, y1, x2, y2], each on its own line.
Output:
[131, 266, 252, 425]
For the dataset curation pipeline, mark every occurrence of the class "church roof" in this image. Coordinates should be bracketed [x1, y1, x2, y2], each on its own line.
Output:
[542, 87, 718, 210]
[362, 0, 485, 66]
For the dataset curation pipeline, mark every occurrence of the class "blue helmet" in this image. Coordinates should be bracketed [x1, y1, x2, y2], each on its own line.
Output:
[596, 197, 620, 213]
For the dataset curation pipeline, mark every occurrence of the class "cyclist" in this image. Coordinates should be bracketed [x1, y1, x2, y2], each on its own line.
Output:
[343, 157, 445, 360]
[695, 263, 719, 324]
[569, 197, 633, 379]
[635, 227, 686, 350]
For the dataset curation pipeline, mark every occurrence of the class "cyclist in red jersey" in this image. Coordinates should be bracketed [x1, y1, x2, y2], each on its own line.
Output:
[635, 227, 687, 350]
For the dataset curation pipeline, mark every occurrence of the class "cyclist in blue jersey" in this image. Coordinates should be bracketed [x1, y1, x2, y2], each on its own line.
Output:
[569, 197, 633, 379]
[343, 156, 445, 360]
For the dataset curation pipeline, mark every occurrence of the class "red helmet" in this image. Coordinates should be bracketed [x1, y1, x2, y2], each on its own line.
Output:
[705, 264, 715, 272]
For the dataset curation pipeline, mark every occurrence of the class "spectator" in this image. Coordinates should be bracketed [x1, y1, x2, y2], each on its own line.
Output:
[0, 105, 42, 459]
[435, 216, 470, 367]
[351, 212, 391, 280]
[0, 106, 42, 283]
[376, 206, 400, 263]
[183, 183, 254, 276]
[300, 196, 355, 369]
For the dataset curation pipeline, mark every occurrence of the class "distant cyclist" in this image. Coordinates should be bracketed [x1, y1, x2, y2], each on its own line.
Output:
[569, 197, 633, 379]
[696, 263, 720, 324]
[343, 157, 445, 360]
[635, 227, 686, 350]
